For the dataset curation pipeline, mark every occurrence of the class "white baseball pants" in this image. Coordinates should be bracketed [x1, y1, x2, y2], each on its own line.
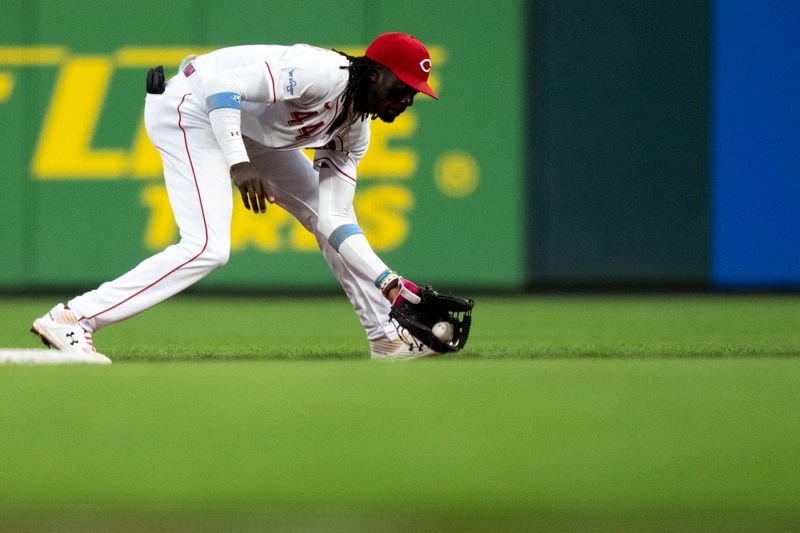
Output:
[68, 74, 395, 341]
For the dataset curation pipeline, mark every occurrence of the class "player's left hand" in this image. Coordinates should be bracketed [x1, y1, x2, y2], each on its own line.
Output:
[389, 279, 474, 353]
[230, 162, 275, 213]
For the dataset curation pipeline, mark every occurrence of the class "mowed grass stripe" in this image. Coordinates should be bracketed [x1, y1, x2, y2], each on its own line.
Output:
[1, 295, 799, 360]
[1, 359, 799, 527]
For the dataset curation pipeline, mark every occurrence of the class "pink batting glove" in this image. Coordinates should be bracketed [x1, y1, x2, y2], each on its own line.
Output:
[391, 278, 422, 307]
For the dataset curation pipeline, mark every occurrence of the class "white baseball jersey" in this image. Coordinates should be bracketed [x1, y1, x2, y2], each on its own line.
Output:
[187, 44, 370, 185]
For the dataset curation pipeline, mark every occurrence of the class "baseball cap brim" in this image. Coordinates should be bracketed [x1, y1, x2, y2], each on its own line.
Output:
[396, 72, 438, 100]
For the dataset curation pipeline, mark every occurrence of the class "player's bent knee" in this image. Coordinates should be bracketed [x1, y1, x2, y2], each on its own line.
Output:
[176, 236, 229, 270]
[203, 245, 230, 269]
[193, 239, 230, 270]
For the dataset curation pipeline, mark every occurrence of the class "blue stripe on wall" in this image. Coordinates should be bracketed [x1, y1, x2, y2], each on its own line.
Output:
[712, 0, 800, 287]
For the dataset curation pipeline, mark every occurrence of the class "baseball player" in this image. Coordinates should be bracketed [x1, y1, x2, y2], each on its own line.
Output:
[31, 33, 440, 360]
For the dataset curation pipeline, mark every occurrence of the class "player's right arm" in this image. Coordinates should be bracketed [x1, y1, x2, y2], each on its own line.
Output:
[200, 53, 327, 213]
[198, 62, 278, 212]
[202, 63, 275, 167]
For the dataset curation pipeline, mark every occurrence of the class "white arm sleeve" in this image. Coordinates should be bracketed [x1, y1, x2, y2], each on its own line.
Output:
[207, 107, 249, 167]
[203, 63, 277, 167]
[315, 152, 389, 281]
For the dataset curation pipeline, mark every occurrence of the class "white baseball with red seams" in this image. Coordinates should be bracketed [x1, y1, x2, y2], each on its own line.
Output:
[432, 321, 454, 342]
[66, 44, 397, 341]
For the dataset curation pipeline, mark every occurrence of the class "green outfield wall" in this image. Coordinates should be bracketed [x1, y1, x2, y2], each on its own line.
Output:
[0, 1, 524, 290]
[8, 1, 780, 292]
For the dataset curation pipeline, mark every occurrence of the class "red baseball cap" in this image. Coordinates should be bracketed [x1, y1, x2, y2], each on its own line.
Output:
[365, 32, 438, 99]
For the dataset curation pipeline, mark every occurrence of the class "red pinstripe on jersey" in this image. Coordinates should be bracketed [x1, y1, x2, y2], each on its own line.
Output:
[264, 61, 277, 103]
[85, 93, 209, 321]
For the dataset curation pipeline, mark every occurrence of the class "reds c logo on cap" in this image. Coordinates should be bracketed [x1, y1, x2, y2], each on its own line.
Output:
[364, 32, 439, 99]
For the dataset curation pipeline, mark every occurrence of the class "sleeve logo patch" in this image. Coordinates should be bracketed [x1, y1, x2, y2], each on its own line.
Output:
[285, 69, 297, 96]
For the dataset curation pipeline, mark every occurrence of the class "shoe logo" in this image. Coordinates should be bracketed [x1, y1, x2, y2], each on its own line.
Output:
[66, 331, 79, 346]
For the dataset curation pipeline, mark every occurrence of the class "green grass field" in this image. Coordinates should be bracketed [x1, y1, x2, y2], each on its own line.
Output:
[1, 294, 799, 532]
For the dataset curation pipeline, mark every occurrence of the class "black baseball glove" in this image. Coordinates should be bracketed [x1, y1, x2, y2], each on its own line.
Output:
[389, 284, 474, 353]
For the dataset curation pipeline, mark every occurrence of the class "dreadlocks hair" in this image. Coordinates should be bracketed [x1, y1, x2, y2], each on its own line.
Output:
[333, 49, 383, 131]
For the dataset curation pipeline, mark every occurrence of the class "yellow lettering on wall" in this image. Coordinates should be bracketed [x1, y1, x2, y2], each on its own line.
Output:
[230, 200, 295, 252]
[129, 117, 162, 178]
[32, 56, 126, 178]
[290, 220, 321, 251]
[356, 185, 413, 250]
[139, 185, 320, 252]
[140, 184, 413, 253]
[358, 111, 417, 179]
[114, 47, 213, 68]
[14, 44, 444, 184]
[0, 46, 67, 65]
[0, 72, 14, 102]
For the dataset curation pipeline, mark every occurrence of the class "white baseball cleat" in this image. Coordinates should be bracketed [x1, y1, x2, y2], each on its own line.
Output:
[370, 331, 438, 360]
[31, 304, 111, 364]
